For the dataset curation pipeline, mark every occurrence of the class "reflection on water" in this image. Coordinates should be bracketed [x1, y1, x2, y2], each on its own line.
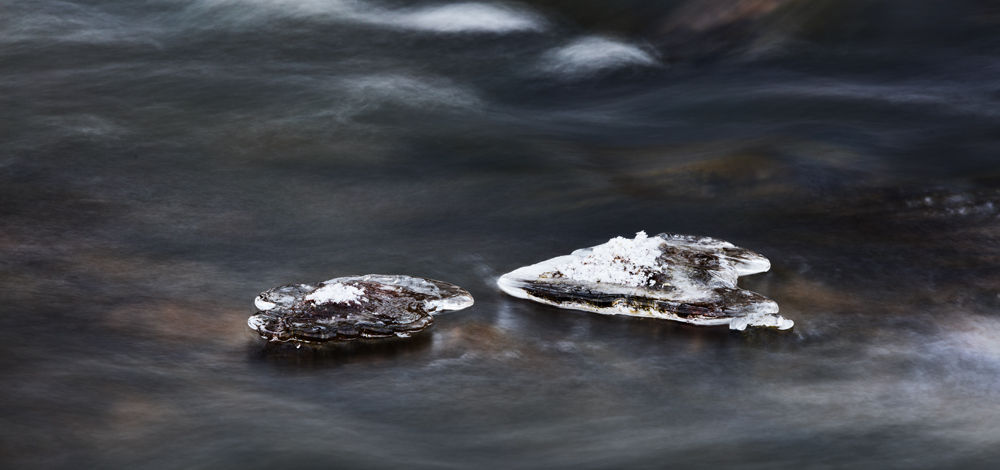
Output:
[248, 330, 435, 368]
[3, 0, 1000, 468]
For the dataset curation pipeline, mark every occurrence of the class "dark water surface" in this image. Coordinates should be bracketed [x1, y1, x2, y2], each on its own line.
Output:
[5, 1, 1000, 468]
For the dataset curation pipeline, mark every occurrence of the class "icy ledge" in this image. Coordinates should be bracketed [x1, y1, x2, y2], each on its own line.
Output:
[249, 274, 474, 343]
[497, 232, 792, 330]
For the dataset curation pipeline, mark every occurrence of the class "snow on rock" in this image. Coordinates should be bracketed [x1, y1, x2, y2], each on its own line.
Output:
[498, 232, 793, 330]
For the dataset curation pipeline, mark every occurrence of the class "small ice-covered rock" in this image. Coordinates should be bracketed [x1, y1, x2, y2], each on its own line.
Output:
[249, 274, 474, 343]
[497, 232, 792, 330]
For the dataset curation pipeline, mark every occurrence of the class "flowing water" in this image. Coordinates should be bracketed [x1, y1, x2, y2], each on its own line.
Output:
[4, 1, 1000, 468]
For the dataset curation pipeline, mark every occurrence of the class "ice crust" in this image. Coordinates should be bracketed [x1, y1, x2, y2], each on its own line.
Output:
[498, 232, 792, 330]
[249, 274, 474, 343]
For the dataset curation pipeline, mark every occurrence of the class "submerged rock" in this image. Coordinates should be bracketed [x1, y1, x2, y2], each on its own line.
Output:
[248, 274, 474, 343]
[497, 232, 792, 330]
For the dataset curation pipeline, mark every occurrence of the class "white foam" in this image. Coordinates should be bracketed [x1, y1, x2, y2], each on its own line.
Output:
[339, 74, 481, 110]
[760, 81, 1000, 118]
[378, 3, 545, 33]
[541, 36, 659, 76]
[196, 0, 546, 33]
[305, 282, 365, 305]
[196, 0, 361, 16]
[0, 4, 165, 46]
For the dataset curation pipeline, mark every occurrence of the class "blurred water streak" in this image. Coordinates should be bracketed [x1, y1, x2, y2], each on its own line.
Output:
[3, 1, 1000, 468]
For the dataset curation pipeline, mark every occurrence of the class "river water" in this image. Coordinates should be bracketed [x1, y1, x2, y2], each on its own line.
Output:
[4, 1, 1000, 468]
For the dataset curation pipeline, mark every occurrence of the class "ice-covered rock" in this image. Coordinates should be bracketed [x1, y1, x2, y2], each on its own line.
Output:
[497, 232, 792, 330]
[249, 274, 474, 343]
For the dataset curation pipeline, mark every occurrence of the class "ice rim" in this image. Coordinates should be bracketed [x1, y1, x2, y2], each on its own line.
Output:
[497, 232, 793, 330]
[248, 274, 475, 344]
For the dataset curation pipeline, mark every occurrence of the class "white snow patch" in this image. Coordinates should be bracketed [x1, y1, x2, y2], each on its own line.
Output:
[305, 282, 365, 305]
[542, 36, 658, 76]
[555, 231, 665, 287]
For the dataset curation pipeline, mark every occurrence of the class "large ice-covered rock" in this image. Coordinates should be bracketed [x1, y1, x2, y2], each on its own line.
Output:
[497, 232, 792, 330]
[249, 274, 474, 343]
